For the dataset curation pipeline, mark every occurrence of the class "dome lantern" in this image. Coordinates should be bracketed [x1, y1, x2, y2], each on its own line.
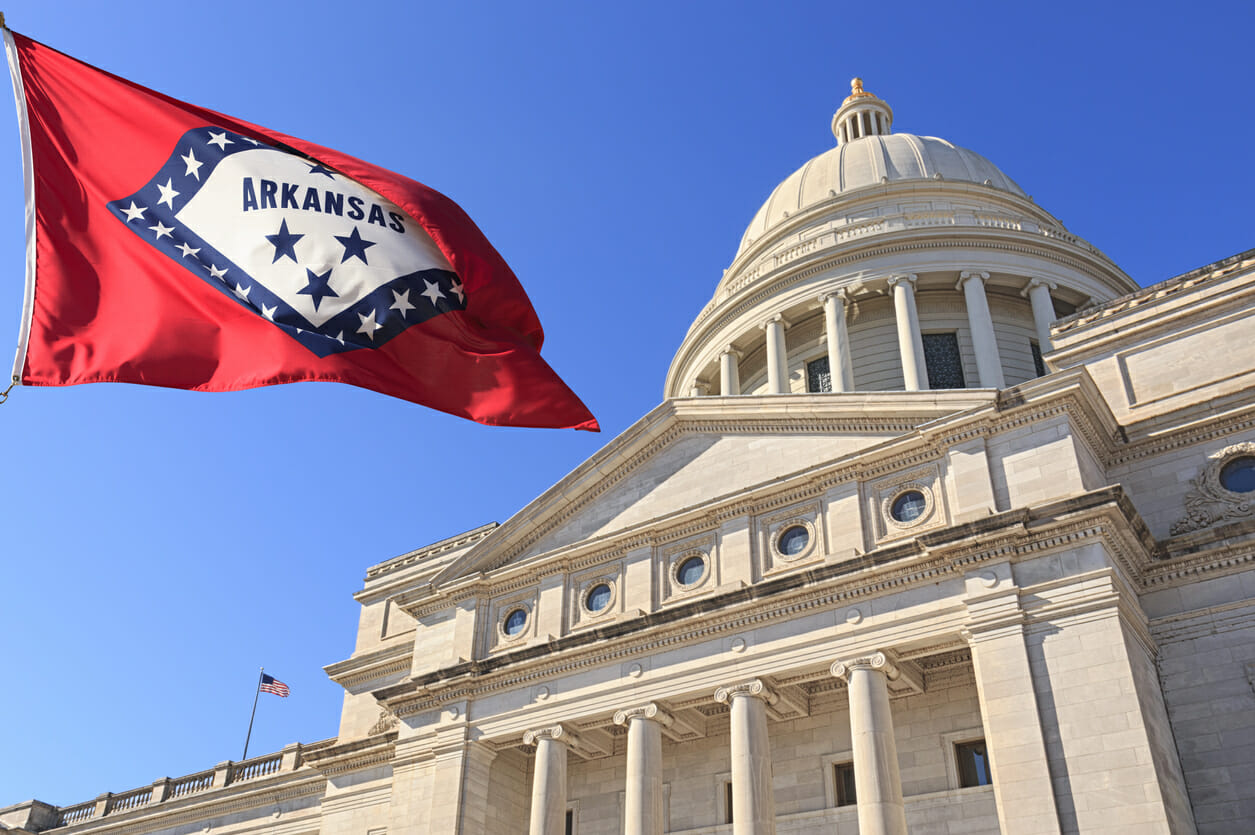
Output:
[832, 77, 893, 145]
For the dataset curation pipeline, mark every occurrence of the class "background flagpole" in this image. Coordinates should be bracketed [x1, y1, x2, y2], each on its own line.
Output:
[241, 667, 263, 760]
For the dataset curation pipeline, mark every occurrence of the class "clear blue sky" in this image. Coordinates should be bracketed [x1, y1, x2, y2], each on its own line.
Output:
[1, 0, 1251, 808]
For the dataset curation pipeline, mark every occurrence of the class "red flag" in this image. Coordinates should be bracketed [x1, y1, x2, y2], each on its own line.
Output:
[4, 30, 598, 431]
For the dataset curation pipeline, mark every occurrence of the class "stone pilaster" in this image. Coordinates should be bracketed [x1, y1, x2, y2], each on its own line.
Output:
[613, 703, 671, 835]
[888, 275, 927, 391]
[714, 679, 778, 835]
[831, 653, 908, 835]
[958, 270, 1005, 389]
[523, 725, 581, 835]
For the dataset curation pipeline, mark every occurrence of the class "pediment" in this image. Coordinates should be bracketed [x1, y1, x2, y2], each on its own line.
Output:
[430, 391, 995, 586]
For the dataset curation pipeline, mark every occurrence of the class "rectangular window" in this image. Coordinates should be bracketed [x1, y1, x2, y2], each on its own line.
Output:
[922, 331, 966, 389]
[1030, 340, 1046, 377]
[955, 739, 992, 788]
[565, 809, 573, 835]
[724, 780, 734, 824]
[834, 761, 857, 806]
[807, 356, 832, 393]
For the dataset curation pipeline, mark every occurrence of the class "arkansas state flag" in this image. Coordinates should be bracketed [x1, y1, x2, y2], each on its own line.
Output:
[3, 30, 598, 431]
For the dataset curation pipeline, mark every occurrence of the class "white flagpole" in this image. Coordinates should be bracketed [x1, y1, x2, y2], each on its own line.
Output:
[3, 17, 36, 394]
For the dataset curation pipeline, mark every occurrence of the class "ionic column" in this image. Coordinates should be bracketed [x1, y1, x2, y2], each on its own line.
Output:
[1023, 279, 1058, 353]
[761, 315, 790, 394]
[714, 680, 777, 835]
[523, 725, 579, 835]
[819, 291, 854, 392]
[720, 347, 742, 396]
[887, 275, 928, 391]
[613, 703, 671, 835]
[831, 653, 908, 835]
[957, 270, 1005, 389]
[689, 378, 709, 398]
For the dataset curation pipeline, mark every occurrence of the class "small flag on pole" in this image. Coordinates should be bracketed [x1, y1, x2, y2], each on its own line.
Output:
[259, 673, 290, 697]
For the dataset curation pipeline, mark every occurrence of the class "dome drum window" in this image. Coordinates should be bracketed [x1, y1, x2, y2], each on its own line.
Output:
[581, 580, 616, 617]
[771, 519, 818, 562]
[497, 601, 533, 642]
[669, 550, 712, 593]
[880, 480, 937, 534]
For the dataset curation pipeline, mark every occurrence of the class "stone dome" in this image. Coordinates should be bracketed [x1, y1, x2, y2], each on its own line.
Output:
[735, 134, 1026, 258]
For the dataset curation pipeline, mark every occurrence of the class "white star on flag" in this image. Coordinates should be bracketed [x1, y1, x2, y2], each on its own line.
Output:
[176, 242, 200, 258]
[261, 304, 277, 321]
[121, 202, 146, 222]
[207, 130, 233, 150]
[181, 149, 203, 180]
[449, 280, 465, 303]
[149, 221, 174, 240]
[207, 264, 228, 281]
[234, 284, 251, 301]
[156, 178, 179, 208]
[420, 279, 445, 305]
[390, 289, 416, 317]
[357, 309, 383, 339]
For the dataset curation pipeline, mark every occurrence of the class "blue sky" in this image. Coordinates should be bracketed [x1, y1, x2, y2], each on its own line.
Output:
[1, 0, 1251, 807]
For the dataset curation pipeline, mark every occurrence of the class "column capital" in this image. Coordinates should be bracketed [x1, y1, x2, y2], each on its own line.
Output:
[886, 273, 917, 289]
[714, 678, 777, 706]
[689, 378, 709, 396]
[523, 723, 582, 748]
[613, 702, 674, 728]
[957, 270, 991, 289]
[1021, 277, 1058, 296]
[758, 312, 789, 331]
[720, 345, 742, 360]
[831, 651, 900, 682]
[818, 288, 851, 305]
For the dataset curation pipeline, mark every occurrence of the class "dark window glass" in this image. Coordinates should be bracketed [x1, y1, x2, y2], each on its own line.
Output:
[503, 607, 528, 636]
[807, 356, 832, 393]
[586, 583, 612, 613]
[565, 808, 574, 835]
[834, 761, 857, 806]
[891, 490, 927, 523]
[677, 555, 706, 586]
[922, 332, 965, 389]
[1220, 457, 1255, 493]
[724, 780, 734, 824]
[956, 740, 992, 788]
[1030, 340, 1047, 377]
[778, 525, 810, 556]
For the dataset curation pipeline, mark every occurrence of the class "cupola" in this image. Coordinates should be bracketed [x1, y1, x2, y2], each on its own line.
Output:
[831, 77, 893, 144]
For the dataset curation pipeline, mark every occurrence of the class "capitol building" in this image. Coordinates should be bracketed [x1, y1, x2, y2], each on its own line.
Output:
[7, 80, 1255, 835]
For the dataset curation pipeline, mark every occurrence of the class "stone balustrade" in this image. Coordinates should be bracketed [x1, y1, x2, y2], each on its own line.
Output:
[39, 743, 309, 829]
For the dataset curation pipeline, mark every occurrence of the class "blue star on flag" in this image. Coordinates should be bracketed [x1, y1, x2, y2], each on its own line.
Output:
[335, 226, 376, 264]
[297, 267, 339, 311]
[266, 219, 304, 263]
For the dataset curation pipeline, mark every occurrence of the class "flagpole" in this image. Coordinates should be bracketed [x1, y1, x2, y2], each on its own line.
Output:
[242, 667, 264, 761]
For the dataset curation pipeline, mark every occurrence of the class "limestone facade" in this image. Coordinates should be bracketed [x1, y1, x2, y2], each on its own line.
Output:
[7, 82, 1255, 835]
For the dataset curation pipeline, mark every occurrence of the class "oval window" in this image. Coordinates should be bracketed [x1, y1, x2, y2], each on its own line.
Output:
[891, 490, 927, 523]
[777, 525, 810, 556]
[503, 607, 528, 636]
[676, 555, 707, 587]
[586, 583, 612, 613]
[1220, 456, 1255, 494]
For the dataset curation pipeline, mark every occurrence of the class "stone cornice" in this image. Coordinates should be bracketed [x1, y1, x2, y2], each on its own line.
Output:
[375, 488, 1157, 715]
[323, 640, 414, 690]
[300, 733, 397, 777]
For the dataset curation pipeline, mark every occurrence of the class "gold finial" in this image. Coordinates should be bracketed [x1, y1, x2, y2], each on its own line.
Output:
[844, 76, 874, 104]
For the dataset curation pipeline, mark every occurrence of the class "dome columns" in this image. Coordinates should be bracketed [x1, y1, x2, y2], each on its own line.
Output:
[760, 315, 790, 395]
[957, 271, 1006, 390]
[720, 348, 742, 396]
[819, 291, 854, 393]
[1023, 279, 1059, 353]
[888, 275, 929, 391]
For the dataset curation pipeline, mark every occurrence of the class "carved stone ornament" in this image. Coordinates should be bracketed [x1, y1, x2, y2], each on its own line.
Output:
[713, 678, 775, 706]
[613, 702, 673, 728]
[523, 724, 581, 748]
[1171, 443, 1255, 535]
[830, 652, 900, 682]
[368, 706, 399, 735]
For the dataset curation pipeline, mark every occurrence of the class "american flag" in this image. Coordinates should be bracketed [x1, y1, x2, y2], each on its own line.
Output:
[259, 674, 290, 697]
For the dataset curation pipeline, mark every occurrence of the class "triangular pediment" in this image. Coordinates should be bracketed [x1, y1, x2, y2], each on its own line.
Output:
[431, 391, 995, 586]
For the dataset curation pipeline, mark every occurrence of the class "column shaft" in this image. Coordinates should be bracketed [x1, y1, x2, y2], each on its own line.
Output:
[1026, 280, 1057, 353]
[889, 276, 927, 391]
[833, 656, 907, 835]
[764, 317, 788, 394]
[959, 271, 1005, 389]
[720, 349, 741, 396]
[622, 715, 664, 835]
[729, 693, 776, 835]
[821, 292, 853, 392]
[528, 737, 567, 835]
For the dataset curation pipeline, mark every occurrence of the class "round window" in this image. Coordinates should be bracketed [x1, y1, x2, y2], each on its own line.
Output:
[1220, 456, 1255, 493]
[503, 607, 528, 636]
[777, 525, 810, 556]
[585, 583, 612, 613]
[891, 490, 927, 523]
[676, 555, 707, 587]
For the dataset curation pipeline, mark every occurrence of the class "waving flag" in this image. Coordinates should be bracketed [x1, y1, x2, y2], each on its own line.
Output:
[258, 674, 290, 697]
[3, 29, 598, 430]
